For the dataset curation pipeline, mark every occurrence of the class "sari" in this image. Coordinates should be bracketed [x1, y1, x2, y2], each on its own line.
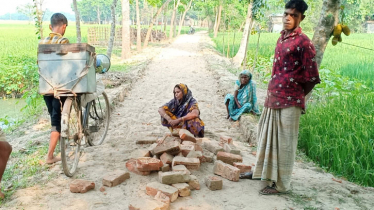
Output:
[161, 84, 205, 137]
[224, 70, 261, 121]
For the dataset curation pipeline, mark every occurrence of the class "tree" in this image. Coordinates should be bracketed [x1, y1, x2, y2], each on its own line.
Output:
[177, 0, 194, 36]
[16, 3, 34, 24]
[232, 1, 253, 67]
[312, 0, 341, 68]
[144, 0, 173, 48]
[122, 0, 131, 59]
[213, 3, 222, 38]
[136, 0, 142, 51]
[72, 0, 82, 43]
[169, 0, 181, 39]
[107, 0, 118, 58]
[33, 0, 45, 39]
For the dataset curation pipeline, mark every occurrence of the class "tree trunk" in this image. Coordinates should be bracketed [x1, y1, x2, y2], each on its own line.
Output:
[213, 5, 222, 38]
[97, 6, 101, 24]
[136, 0, 141, 51]
[213, 7, 218, 32]
[169, 0, 180, 39]
[242, 20, 255, 70]
[163, 5, 167, 32]
[144, 0, 173, 48]
[72, 0, 81, 43]
[121, 0, 131, 59]
[33, 0, 44, 39]
[107, 0, 118, 58]
[177, 0, 193, 36]
[232, 3, 253, 67]
[312, 0, 341, 68]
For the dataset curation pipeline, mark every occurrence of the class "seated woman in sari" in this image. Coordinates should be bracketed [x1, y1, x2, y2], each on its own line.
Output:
[225, 70, 261, 121]
[158, 84, 204, 137]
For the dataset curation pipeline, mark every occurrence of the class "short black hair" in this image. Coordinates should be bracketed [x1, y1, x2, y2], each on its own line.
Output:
[285, 0, 308, 14]
[50, 13, 68, 27]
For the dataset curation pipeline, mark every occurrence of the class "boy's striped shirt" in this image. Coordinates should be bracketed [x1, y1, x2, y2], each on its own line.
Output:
[39, 32, 69, 44]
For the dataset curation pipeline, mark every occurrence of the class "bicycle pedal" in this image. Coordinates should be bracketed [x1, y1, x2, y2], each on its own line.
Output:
[89, 126, 99, 132]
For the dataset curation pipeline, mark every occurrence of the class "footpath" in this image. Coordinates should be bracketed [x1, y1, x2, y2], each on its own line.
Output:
[2, 32, 373, 210]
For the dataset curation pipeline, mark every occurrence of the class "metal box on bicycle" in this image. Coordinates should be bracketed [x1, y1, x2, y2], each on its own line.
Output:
[37, 43, 96, 95]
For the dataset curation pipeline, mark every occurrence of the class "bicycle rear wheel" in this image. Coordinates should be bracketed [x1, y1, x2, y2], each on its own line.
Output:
[86, 92, 110, 146]
[60, 97, 82, 177]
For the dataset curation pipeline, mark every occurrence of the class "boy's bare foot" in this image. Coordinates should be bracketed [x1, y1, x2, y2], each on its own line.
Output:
[46, 156, 61, 164]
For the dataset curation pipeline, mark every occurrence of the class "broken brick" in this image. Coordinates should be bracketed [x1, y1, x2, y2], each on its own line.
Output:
[219, 135, 233, 146]
[201, 150, 214, 163]
[126, 159, 151, 176]
[129, 199, 169, 210]
[172, 156, 200, 170]
[233, 162, 252, 173]
[205, 176, 223, 191]
[70, 179, 95, 193]
[102, 170, 130, 187]
[161, 164, 171, 172]
[146, 181, 179, 202]
[172, 165, 191, 175]
[180, 145, 195, 157]
[152, 140, 180, 156]
[216, 151, 243, 165]
[160, 152, 174, 165]
[188, 175, 200, 190]
[179, 129, 196, 143]
[155, 191, 171, 204]
[158, 171, 191, 185]
[136, 157, 163, 172]
[172, 183, 191, 197]
[223, 143, 241, 155]
[204, 141, 224, 154]
[213, 160, 240, 182]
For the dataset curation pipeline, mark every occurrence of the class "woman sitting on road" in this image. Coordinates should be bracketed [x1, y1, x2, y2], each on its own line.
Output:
[158, 83, 204, 137]
[225, 70, 261, 121]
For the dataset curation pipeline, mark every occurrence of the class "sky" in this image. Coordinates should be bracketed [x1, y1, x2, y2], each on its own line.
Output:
[0, 0, 74, 16]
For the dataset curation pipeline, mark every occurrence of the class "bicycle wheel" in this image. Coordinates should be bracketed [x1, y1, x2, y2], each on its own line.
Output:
[86, 92, 110, 146]
[60, 97, 82, 177]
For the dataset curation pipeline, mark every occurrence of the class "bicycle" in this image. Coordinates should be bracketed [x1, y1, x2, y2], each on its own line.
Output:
[59, 54, 111, 177]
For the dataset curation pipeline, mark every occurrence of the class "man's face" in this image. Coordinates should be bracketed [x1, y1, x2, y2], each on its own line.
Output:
[282, 8, 305, 31]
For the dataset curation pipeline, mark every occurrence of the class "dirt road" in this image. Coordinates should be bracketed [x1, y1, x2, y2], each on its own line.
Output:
[3, 32, 374, 210]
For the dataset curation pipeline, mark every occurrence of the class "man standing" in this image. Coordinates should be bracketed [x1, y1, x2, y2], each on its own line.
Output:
[251, 0, 320, 194]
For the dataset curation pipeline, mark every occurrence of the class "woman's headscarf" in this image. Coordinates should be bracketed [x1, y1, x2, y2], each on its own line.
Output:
[238, 69, 252, 81]
[163, 83, 197, 118]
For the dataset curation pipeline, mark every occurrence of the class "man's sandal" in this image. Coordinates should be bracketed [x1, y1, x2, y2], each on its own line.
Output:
[259, 186, 289, 195]
[239, 172, 253, 179]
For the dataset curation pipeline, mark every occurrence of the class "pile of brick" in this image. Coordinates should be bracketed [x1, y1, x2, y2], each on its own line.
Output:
[127, 130, 254, 209]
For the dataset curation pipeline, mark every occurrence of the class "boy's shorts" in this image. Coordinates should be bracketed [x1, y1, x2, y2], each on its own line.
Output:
[44, 96, 66, 133]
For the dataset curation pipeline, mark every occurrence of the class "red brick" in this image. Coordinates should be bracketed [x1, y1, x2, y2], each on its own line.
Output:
[99, 186, 105, 192]
[223, 143, 241, 155]
[233, 162, 252, 173]
[158, 171, 191, 185]
[160, 152, 174, 164]
[126, 159, 151, 176]
[172, 156, 200, 170]
[146, 181, 179, 202]
[205, 176, 223, 191]
[152, 140, 180, 156]
[179, 129, 196, 143]
[186, 150, 202, 161]
[172, 183, 191, 197]
[172, 165, 191, 175]
[70, 179, 95, 193]
[219, 135, 233, 146]
[136, 157, 163, 172]
[155, 191, 171, 205]
[102, 170, 130, 187]
[180, 145, 195, 157]
[217, 151, 243, 165]
[188, 175, 200, 190]
[213, 160, 240, 182]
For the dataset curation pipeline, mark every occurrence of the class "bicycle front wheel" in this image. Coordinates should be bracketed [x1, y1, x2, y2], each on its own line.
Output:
[86, 92, 110, 146]
[60, 97, 82, 177]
